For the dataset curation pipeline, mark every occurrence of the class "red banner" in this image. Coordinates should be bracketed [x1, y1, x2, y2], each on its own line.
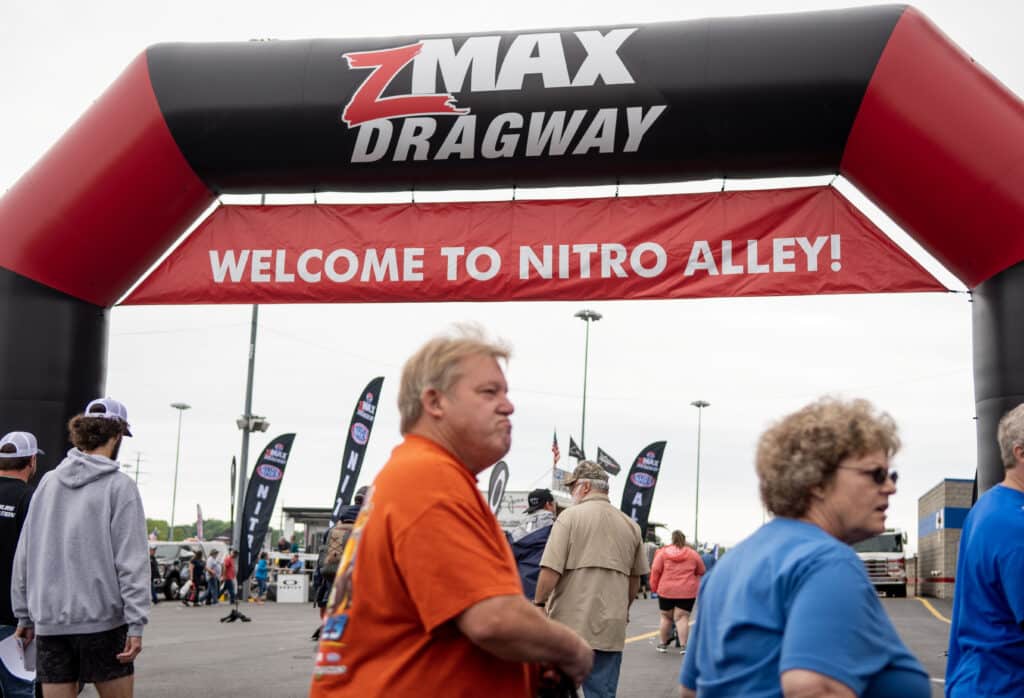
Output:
[121, 187, 944, 305]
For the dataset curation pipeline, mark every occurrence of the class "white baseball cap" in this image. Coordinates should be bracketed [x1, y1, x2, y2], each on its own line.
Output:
[84, 397, 133, 437]
[0, 431, 45, 458]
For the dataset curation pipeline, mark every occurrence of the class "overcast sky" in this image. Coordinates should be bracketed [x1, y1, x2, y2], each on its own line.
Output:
[3, 0, 1018, 550]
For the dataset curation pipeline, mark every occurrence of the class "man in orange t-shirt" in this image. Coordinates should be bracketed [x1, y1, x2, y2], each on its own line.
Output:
[310, 327, 592, 697]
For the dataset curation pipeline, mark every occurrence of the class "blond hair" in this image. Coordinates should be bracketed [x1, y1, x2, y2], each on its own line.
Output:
[398, 325, 511, 434]
[756, 397, 900, 518]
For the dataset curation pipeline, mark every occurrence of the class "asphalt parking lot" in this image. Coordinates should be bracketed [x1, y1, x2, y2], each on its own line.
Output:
[74, 594, 953, 697]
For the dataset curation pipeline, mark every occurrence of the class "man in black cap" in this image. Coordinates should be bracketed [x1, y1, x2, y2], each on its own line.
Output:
[509, 488, 557, 600]
[0, 431, 41, 698]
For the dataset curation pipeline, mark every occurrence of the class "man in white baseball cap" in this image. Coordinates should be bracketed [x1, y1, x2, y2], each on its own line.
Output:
[13, 397, 148, 696]
[0, 431, 42, 697]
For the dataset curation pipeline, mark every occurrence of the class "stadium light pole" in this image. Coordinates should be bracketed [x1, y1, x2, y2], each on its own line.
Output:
[575, 309, 602, 455]
[691, 400, 710, 548]
[169, 402, 191, 540]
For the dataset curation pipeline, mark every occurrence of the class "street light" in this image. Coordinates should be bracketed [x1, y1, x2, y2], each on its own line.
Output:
[169, 402, 191, 540]
[574, 309, 602, 455]
[691, 400, 710, 547]
[233, 304, 265, 554]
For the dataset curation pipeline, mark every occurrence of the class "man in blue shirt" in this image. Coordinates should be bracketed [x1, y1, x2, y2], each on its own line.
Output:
[288, 554, 304, 573]
[946, 404, 1024, 697]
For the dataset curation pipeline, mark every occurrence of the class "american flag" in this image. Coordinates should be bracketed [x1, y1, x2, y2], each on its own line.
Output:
[552, 430, 561, 466]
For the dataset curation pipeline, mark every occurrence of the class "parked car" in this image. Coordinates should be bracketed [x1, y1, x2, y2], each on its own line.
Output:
[150, 540, 228, 600]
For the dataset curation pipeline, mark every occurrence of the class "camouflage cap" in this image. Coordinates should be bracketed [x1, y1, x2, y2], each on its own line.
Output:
[563, 460, 609, 487]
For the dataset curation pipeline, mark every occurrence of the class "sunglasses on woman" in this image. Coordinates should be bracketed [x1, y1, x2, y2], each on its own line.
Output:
[839, 466, 898, 485]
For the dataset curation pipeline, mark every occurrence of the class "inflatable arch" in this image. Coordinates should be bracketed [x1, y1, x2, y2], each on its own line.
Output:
[2, 5, 1023, 490]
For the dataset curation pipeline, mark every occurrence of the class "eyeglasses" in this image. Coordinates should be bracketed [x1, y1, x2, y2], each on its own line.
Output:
[838, 466, 898, 486]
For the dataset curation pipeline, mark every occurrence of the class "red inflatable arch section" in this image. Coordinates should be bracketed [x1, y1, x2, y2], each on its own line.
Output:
[1, 5, 1022, 489]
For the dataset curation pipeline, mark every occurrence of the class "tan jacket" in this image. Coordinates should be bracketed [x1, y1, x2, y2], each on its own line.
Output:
[540, 492, 648, 651]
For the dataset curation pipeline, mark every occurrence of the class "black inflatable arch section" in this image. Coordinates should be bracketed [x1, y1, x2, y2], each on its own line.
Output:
[2, 5, 1024, 489]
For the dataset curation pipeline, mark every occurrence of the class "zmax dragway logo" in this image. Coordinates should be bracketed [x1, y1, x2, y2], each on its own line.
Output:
[339, 28, 667, 163]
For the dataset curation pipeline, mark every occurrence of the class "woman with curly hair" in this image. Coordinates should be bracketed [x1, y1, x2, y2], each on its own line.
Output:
[680, 397, 929, 698]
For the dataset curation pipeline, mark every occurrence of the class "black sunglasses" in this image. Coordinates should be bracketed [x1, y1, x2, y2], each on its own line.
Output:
[839, 466, 898, 485]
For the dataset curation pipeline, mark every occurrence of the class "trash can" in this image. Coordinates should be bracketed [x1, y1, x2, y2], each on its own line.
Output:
[276, 573, 308, 603]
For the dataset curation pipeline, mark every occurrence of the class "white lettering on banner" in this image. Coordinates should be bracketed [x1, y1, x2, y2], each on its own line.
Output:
[773, 238, 796, 272]
[257, 484, 270, 499]
[518, 243, 663, 280]
[572, 108, 617, 155]
[298, 249, 323, 282]
[394, 118, 436, 161]
[481, 113, 523, 158]
[721, 241, 744, 275]
[404, 248, 424, 281]
[440, 247, 465, 281]
[206, 235, 842, 286]
[352, 120, 392, 163]
[624, 106, 666, 152]
[342, 28, 660, 162]
[435, 116, 476, 160]
[466, 247, 500, 280]
[631, 243, 666, 278]
[210, 250, 249, 282]
[275, 250, 295, 282]
[350, 106, 667, 163]
[251, 250, 272, 282]
[412, 36, 501, 94]
[683, 236, 840, 277]
[630, 491, 644, 522]
[325, 249, 358, 282]
[526, 111, 587, 157]
[410, 29, 636, 95]
[361, 249, 399, 282]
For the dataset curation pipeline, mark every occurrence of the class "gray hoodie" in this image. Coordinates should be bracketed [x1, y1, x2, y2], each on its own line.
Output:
[510, 509, 556, 543]
[12, 448, 150, 636]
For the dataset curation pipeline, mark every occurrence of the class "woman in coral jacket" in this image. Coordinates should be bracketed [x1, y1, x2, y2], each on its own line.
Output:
[649, 530, 705, 653]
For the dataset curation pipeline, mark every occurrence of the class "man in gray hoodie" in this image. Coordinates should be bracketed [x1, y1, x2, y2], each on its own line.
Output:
[12, 397, 150, 697]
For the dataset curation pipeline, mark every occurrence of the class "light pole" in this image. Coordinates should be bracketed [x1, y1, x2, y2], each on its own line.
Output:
[575, 309, 602, 455]
[233, 304, 270, 552]
[691, 400, 710, 547]
[169, 402, 191, 540]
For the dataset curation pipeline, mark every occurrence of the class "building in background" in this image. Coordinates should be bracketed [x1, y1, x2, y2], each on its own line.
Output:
[917, 478, 973, 599]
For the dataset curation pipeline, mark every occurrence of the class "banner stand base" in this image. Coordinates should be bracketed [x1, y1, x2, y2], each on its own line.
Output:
[220, 602, 251, 623]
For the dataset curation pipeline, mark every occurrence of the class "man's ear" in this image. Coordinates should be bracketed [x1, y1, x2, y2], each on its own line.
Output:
[421, 387, 445, 419]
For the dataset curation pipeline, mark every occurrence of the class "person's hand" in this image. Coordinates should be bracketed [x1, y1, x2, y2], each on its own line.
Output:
[116, 635, 142, 664]
[537, 664, 576, 697]
[14, 626, 33, 647]
[559, 636, 594, 687]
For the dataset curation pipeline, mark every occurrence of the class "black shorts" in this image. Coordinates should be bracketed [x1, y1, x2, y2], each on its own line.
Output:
[36, 624, 134, 684]
[658, 597, 695, 613]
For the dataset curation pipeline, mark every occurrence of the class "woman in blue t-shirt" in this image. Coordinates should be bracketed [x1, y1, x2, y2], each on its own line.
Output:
[681, 397, 930, 698]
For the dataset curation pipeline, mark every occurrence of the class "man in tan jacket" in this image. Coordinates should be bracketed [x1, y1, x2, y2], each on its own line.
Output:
[535, 460, 649, 698]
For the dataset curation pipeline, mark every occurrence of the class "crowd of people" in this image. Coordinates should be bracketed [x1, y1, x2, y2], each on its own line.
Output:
[308, 326, 1022, 698]
[1, 326, 1022, 697]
